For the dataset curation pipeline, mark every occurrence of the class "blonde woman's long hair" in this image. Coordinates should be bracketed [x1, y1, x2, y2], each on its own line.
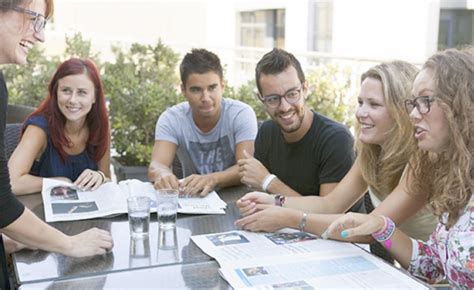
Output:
[410, 47, 473, 229]
[356, 61, 419, 196]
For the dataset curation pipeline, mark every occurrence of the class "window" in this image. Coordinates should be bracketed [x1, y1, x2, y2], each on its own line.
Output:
[238, 9, 285, 48]
[308, 0, 333, 52]
[438, 9, 474, 50]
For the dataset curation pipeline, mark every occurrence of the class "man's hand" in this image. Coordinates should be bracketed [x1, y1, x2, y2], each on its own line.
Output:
[236, 191, 274, 216]
[153, 172, 180, 191]
[181, 174, 217, 197]
[235, 204, 294, 232]
[238, 150, 270, 190]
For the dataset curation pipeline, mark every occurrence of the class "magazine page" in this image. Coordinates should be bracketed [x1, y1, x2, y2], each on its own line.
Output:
[42, 178, 128, 222]
[119, 179, 227, 214]
[191, 229, 358, 265]
[177, 191, 226, 214]
[219, 249, 429, 289]
[192, 230, 429, 289]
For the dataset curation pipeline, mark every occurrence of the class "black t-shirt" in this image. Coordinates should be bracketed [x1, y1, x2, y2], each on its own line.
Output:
[0, 71, 25, 228]
[255, 111, 365, 212]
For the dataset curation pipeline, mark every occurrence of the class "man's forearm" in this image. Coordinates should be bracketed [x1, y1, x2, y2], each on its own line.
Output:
[266, 177, 301, 196]
[148, 161, 173, 181]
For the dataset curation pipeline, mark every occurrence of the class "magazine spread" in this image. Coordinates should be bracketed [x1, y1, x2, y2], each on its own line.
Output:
[42, 178, 227, 222]
[191, 230, 429, 289]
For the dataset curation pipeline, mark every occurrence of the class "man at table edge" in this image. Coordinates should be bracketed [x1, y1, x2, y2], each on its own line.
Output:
[149, 48, 258, 197]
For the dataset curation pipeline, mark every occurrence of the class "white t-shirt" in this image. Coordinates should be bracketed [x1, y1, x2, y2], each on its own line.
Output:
[155, 98, 258, 177]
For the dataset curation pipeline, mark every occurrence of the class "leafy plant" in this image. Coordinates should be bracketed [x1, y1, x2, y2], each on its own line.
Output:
[3, 32, 355, 167]
[103, 40, 181, 166]
[306, 64, 355, 127]
[225, 79, 269, 121]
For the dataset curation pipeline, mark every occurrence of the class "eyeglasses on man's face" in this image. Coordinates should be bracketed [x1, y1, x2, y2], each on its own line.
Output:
[260, 85, 303, 108]
[404, 96, 435, 115]
[13, 6, 47, 33]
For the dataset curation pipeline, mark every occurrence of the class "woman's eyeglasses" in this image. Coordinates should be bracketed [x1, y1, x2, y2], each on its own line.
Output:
[404, 96, 435, 114]
[13, 6, 47, 33]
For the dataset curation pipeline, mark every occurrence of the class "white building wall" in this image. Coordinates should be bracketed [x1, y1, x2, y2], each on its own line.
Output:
[332, 0, 440, 63]
[45, 0, 446, 85]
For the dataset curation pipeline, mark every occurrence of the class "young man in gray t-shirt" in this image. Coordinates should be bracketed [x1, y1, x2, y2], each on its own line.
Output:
[149, 49, 258, 197]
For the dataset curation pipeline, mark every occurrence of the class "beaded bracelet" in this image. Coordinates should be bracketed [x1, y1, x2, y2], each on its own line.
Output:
[274, 194, 286, 207]
[371, 216, 395, 249]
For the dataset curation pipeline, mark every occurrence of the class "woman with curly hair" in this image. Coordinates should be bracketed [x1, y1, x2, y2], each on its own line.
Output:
[324, 47, 473, 288]
[236, 60, 437, 242]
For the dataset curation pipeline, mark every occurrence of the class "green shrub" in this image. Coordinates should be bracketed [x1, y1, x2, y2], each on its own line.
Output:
[3, 32, 355, 166]
[306, 64, 355, 128]
[103, 40, 182, 166]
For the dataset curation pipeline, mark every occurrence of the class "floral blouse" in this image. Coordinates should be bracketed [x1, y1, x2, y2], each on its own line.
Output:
[409, 195, 474, 289]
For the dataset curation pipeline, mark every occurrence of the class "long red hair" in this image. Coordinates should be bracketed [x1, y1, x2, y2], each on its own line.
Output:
[29, 58, 109, 162]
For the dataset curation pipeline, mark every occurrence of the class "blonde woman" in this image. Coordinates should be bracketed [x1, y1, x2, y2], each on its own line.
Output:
[324, 48, 473, 288]
[236, 60, 436, 241]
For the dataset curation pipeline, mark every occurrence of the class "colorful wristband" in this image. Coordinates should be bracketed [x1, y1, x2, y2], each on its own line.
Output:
[371, 216, 395, 249]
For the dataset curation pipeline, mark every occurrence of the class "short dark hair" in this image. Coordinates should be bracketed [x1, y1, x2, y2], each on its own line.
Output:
[255, 48, 305, 95]
[179, 48, 223, 86]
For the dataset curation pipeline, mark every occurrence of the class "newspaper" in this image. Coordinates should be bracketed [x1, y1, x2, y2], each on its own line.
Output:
[191, 230, 429, 289]
[42, 178, 227, 222]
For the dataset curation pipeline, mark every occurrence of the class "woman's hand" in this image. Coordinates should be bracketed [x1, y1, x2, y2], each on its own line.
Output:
[321, 212, 385, 239]
[235, 204, 296, 232]
[64, 228, 114, 257]
[236, 191, 274, 216]
[74, 169, 105, 191]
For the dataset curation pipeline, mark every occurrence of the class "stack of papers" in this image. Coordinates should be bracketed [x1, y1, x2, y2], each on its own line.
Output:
[192, 229, 429, 289]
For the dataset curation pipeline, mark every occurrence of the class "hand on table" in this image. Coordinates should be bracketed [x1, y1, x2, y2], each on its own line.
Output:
[153, 171, 180, 191]
[74, 169, 105, 191]
[235, 204, 292, 232]
[237, 150, 270, 190]
[236, 191, 274, 216]
[321, 212, 385, 239]
[181, 174, 217, 197]
[65, 228, 114, 257]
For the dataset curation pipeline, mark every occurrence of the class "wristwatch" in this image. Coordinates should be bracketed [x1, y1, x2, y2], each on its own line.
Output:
[298, 213, 307, 231]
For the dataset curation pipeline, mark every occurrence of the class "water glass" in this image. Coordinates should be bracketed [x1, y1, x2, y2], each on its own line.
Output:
[127, 196, 151, 238]
[129, 236, 151, 268]
[158, 226, 178, 250]
[156, 189, 178, 229]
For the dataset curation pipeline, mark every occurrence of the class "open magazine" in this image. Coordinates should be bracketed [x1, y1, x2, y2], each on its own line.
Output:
[42, 178, 227, 222]
[191, 230, 429, 289]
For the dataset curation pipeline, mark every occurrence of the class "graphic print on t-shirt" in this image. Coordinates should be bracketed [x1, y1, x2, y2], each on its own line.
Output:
[189, 136, 233, 174]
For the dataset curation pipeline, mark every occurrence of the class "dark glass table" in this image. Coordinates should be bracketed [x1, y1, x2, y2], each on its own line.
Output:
[13, 186, 247, 287]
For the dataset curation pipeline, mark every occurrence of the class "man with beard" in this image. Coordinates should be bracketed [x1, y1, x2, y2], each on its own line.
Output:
[238, 48, 364, 213]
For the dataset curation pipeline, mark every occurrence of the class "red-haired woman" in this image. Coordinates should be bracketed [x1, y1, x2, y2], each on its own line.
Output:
[1, 3, 112, 288]
[9, 57, 111, 194]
